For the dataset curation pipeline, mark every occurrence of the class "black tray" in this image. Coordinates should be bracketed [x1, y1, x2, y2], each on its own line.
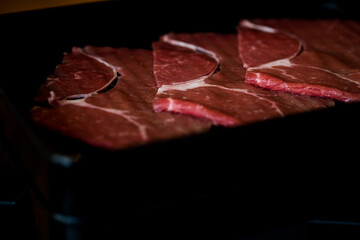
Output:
[1, 1, 360, 239]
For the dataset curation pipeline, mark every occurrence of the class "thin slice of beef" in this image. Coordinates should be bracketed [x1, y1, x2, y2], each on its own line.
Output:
[35, 47, 118, 104]
[31, 47, 211, 150]
[152, 33, 334, 127]
[237, 19, 360, 102]
[153, 41, 218, 87]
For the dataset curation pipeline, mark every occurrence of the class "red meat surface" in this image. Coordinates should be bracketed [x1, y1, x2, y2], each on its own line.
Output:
[152, 33, 334, 127]
[237, 19, 360, 102]
[31, 47, 211, 150]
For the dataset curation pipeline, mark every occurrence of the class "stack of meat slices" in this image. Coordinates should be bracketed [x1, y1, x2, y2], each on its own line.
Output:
[237, 19, 360, 102]
[31, 47, 211, 150]
[31, 19, 360, 150]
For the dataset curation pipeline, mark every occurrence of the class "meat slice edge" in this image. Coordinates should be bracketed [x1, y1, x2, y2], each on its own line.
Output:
[237, 20, 303, 68]
[152, 33, 334, 127]
[35, 47, 118, 105]
[152, 41, 218, 87]
[237, 19, 360, 102]
[31, 47, 211, 150]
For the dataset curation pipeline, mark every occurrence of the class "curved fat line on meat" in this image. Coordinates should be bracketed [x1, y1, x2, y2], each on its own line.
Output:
[155, 34, 219, 93]
[157, 34, 285, 117]
[59, 98, 149, 141]
[72, 47, 119, 93]
[240, 20, 360, 101]
[157, 75, 285, 117]
[240, 20, 278, 34]
[162, 34, 221, 64]
[156, 33, 221, 92]
[157, 75, 209, 94]
[47, 47, 119, 106]
[249, 58, 360, 88]
[239, 20, 304, 69]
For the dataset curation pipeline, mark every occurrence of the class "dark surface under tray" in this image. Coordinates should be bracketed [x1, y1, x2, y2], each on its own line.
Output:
[1, 1, 360, 239]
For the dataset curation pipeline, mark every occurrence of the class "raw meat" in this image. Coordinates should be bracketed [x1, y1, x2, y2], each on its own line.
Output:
[153, 41, 218, 87]
[237, 19, 360, 102]
[152, 33, 334, 127]
[35, 47, 118, 104]
[31, 47, 211, 150]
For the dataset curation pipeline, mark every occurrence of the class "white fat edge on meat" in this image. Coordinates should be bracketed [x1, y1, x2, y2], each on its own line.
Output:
[79, 47, 120, 87]
[247, 53, 360, 89]
[240, 20, 278, 34]
[240, 19, 305, 49]
[46, 47, 126, 105]
[158, 33, 221, 93]
[158, 34, 285, 117]
[57, 97, 149, 141]
[241, 20, 305, 66]
[56, 47, 120, 100]
[157, 76, 209, 94]
[248, 59, 300, 82]
[48, 91, 148, 141]
[240, 19, 301, 72]
[242, 20, 360, 88]
[157, 76, 284, 116]
[47, 48, 120, 103]
[79, 48, 119, 77]
[44, 48, 150, 141]
[162, 34, 220, 63]
[156, 34, 221, 95]
[47, 88, 98, 106]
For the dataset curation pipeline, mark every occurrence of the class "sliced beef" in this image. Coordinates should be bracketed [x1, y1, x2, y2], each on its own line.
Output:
[153, 41, 218, 87]
[237, 19, 360, 102]
[35, 47, 118, 103]
[152, 33, 334, 127]
[31, 47, 211, 150]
